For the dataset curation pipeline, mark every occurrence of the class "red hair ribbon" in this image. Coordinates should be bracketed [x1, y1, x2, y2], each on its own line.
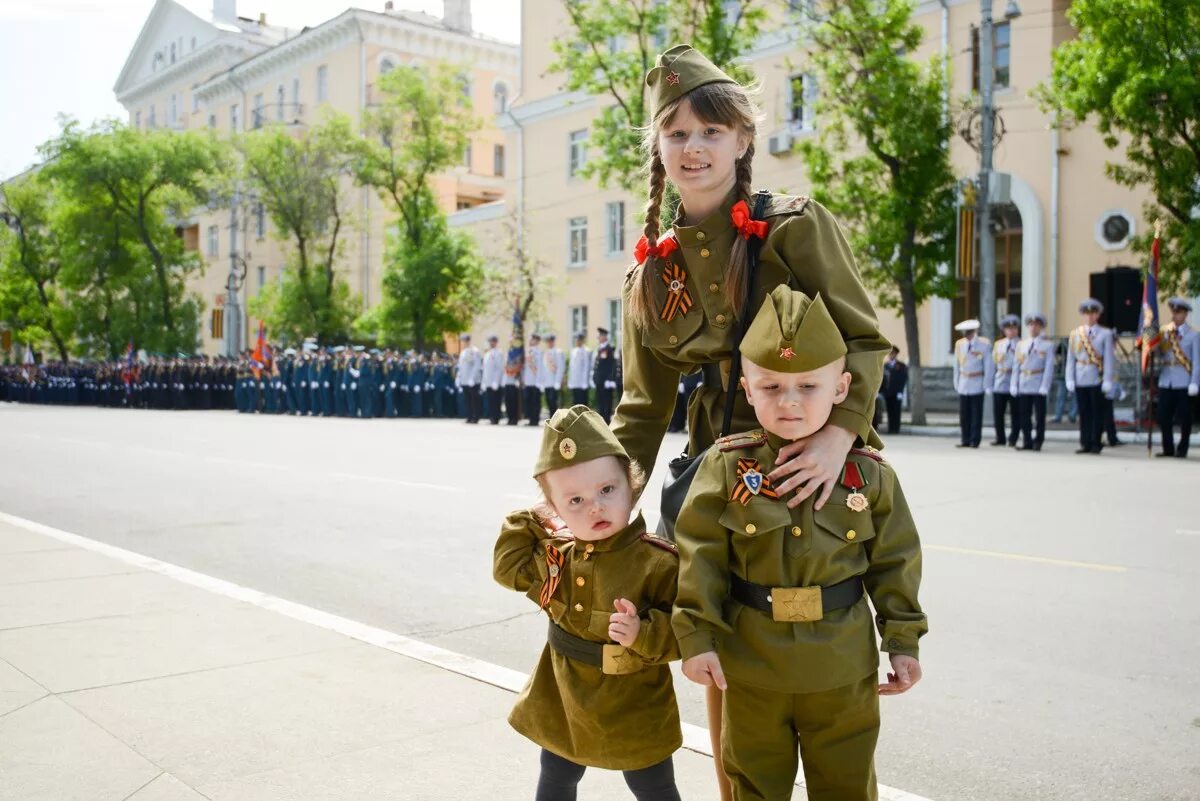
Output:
[730, 200, 769, 240]
[634, 234, 679, 264]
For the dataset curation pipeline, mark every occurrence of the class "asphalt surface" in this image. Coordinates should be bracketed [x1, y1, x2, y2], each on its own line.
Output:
[1, 403, 1197, 801]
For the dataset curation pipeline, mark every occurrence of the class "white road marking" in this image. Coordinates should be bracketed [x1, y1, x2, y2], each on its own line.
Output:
[1175, 529, 1200, 537]
[924, 544, 1127, 573]
[0, 510, 934, 801]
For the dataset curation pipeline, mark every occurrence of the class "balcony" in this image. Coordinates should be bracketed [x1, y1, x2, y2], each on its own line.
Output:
[250, 103, 305, 130]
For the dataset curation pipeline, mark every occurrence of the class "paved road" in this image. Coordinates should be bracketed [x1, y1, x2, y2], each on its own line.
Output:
[1, 404, 1196, 800]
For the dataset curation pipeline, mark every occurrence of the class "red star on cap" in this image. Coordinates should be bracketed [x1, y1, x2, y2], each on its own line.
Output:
[779, 347, 795, 360]
[666, 71, 680, 86]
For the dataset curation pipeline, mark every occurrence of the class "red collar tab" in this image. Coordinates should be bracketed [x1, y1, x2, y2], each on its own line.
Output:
[730, 199, 769, 240]
[634, 234, 679, 265]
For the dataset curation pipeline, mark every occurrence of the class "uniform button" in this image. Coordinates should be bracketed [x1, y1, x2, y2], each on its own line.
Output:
[846, 530, 857, 540]
[696, 231, 706, 241]
[700, 247, 711, 258]
[715, 314, 726, 324]
[668, 335, 678, 345]
[708, 282, 719, 293]
[888, 638, 900, 648]
[745, 523, 757, 534]
[575, 576, 585, 586]
[791, 526, 802, 537]
[574, 603, 584, 612]
[584, 543, 594, 553]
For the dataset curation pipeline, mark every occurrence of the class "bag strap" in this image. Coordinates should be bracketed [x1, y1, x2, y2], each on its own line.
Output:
[718, 189, 772, 438]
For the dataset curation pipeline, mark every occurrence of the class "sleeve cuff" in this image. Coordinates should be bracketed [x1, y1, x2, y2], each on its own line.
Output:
[677, 630, 717, 660]
[827, 406, 868, 440]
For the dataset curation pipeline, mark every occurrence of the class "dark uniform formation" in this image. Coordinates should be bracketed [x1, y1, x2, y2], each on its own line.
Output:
[0, 357, 238, 409]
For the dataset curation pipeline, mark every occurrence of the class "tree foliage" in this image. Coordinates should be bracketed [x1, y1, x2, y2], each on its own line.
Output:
[549, 0, 767, 192]
[798, 0, 958, 423]
[1039, 0, 1200, 293]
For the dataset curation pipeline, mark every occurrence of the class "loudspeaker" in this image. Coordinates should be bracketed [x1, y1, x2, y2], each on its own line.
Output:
[1088, 266, 1141, 335]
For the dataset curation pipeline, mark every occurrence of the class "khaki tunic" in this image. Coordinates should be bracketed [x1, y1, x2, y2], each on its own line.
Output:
[613, 192, 890, 478]
[493, 510, 682, 770]
[672, 430, 926, 694]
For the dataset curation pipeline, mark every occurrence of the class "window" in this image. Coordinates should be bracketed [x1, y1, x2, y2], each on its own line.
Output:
[255, 204, 266, 239]
[463, 140, 472, 170]
[493, 81, 508, 114]
[190, 36, 197, 51]
[252, 93, 264, 128]
[605, 201, 625, 256]
[230, 103, 240, 131]
[568, 129, 588, 178]
[276, 85, 285, 120]
[568, 217, 588, 267]
[169, 93, 178, 127]
[493, 144, 505, 177]
[380, 58, 395, 75]
[256, 266, 266, 291]
[458, 74, 472, 106]
[972, 22, 1012, 91]
[787, 73, 817, 132]
[606, 298, 622, 350]
[292, 77, 300, 106]
[170, 43, 176, 64]
[210, 308, 223, 339]
[135, 110, 142, 129]
[317, 65, 329, 102]
[208, 113, 217, 128]
[569, 305, 588, 339]
[148, 104, 156, 128]
[192, 93, 200, 113]
[206, 225, 219, 257]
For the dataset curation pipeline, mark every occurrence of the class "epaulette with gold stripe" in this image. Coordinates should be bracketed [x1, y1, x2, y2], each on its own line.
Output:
[850, 446, 885, 464]
[716, 430, 767, 452]
[640, 532, 678, 555]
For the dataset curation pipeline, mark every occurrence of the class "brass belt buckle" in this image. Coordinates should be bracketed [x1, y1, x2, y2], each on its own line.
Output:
[769, 586, 823, 623]
[602, 644, 641, 675]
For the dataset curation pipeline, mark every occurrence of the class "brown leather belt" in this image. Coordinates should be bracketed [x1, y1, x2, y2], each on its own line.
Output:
[731, 573, 864, 623]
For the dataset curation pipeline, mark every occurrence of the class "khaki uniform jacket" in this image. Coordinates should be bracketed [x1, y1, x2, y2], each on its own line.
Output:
[672, 430, 926, 694]
[493, 510, 682, 770]
[613, 193, 889, 478]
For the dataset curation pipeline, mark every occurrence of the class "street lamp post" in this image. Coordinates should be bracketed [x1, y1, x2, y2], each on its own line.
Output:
[223, 188, 251, 357]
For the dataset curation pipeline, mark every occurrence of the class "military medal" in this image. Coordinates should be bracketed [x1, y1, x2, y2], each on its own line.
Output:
[539, 541, 565, 609]
[731, 458, 779, 505]
[840, 462, 869, 512]
[659, 263, 694, 322]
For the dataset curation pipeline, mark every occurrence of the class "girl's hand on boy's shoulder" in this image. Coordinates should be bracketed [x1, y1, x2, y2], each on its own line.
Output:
[681, 652, 727, 690]
[879, 654, 922, 696]
[608, 598, 641, 647]
[767, 425, 856, 510]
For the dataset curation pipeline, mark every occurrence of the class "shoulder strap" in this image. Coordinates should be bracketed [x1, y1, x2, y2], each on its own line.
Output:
[720, 189, 772, 438]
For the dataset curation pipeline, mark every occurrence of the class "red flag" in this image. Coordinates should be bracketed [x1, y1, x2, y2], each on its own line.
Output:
[251, 322, 267, 379]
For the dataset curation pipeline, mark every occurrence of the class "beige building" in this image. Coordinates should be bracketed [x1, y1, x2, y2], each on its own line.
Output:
[114, 0, 517, 355]
[459, 0, 1175, 370]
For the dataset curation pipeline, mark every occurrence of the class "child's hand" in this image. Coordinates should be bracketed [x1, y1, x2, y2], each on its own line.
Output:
[879, 654, 922, 696]
[608, 598, 641, 647]
[681, 652, 727, 690]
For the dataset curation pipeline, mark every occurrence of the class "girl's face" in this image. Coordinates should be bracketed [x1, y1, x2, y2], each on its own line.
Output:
[543, 455, 634, 542]
[740, 357, 851, 442]
[657, 99, 747, 205]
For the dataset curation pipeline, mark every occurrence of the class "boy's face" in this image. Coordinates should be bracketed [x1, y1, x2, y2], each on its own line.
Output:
[740, 357, 851, 442]
[543, 455, 633, 542]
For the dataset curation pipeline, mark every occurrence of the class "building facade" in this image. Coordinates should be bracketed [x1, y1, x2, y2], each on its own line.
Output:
[114, 0, 517, 355]
[457, 0, 1179, 368]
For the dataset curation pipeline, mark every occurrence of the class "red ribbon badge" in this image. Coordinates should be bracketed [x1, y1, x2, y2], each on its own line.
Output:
[634, 234, 679, 265]
[730, 199, 769, 241]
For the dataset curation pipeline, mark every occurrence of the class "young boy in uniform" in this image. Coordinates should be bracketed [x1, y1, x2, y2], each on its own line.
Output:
[673, 286, 927, 801]
[494, 405, 683, 801]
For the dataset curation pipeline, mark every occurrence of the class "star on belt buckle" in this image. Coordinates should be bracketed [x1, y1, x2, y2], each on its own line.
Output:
[602, 644, 641, 675]
[768, 586, 822, 623]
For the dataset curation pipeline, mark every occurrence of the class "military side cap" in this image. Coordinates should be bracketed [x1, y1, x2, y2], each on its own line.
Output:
[1079, 298, 1103, 314]
[645, 44, 737, 120]
[1167, 297, 1192, 312]
[534, 404, 628, 477]
[999, 314, 1021, 328]
[740, 286, 847, 373]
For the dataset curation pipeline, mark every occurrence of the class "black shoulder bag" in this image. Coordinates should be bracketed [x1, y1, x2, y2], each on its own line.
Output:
[658, 189, 771, 541]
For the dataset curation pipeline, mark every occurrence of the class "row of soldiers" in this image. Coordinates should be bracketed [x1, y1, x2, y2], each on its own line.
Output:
[0, 357, 239, 410]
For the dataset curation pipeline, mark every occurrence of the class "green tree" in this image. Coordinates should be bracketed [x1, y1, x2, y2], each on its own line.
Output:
[1039, 0, 1200, 293]
[797, 0, 958, 424]
[549, 0, 767, 192]
[355, 64, 483, 351]
[239, 112, 360, 343]
[41, 120, 227, 355]
[0, 173, 71, 360]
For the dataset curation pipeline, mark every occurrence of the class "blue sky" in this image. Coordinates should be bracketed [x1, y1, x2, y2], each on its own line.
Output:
[0, 0, 521, 179]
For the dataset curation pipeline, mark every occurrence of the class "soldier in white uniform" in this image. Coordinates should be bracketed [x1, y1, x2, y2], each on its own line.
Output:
[522, 333, 542, 426]
[482, 334, 504, 424]
[1011, 312, 1055, 451]
[456, 334, 483, 424]
[991, 314, 1021, 447]
[953, 319, 993, 448]
[1065, 298, 1116, 454]
[1156, 298, 1200, 458]
[568, 333, 593, 407]
[540, 334, 566, 417]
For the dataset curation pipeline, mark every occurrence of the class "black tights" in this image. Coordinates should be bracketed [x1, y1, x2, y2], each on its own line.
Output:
[535, 749, 681, 801]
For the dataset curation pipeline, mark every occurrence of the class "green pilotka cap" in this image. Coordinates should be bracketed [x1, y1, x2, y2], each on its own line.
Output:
[741, 286, 848, 374]
[645, 44, 737, 119]
[533, 404, 628, 477]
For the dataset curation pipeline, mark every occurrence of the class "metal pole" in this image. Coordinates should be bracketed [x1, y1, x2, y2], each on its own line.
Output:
[224, 190, 241, 357]
[978, 0, 996, 342]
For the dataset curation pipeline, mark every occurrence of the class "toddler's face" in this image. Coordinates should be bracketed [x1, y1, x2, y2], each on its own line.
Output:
[543, 456, 634, 542]
[741, 357, 851, 441]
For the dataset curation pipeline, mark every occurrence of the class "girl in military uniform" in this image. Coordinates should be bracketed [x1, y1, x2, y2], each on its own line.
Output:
[612, 44, 890, 799]
[494, 405, 682, 801]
